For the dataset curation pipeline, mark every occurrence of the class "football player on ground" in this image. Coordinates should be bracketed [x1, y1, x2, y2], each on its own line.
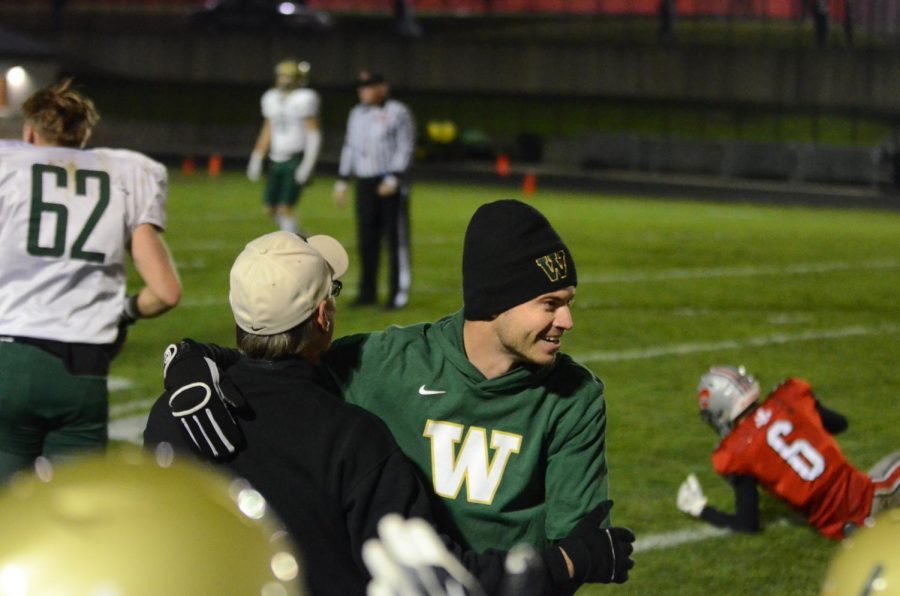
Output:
[0, 79, 181, 483]
[247, 58, 322, 235]
[677, 365, 900, 539]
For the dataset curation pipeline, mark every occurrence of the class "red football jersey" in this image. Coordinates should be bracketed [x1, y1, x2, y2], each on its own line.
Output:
[711, 378, 873, 539]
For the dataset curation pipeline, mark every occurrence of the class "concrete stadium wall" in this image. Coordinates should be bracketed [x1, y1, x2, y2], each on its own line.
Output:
[7, 15, 895, 186]
[87, 118, 888, 187]
[47, 24, 900, 115]
[544, 134, 886, 186]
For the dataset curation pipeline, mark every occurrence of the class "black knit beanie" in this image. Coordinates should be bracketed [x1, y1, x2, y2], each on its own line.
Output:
[463, 199, 577, 320]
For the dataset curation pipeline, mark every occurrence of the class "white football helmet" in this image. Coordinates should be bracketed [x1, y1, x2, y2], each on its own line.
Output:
[696, 365, 760, 436]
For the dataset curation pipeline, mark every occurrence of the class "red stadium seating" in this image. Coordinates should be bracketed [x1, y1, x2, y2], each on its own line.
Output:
[3, 0, 848, 20]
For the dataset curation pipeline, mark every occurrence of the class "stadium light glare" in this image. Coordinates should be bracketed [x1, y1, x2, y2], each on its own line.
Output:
[6, 66, 26, 89]
[278, 2, 296, 15]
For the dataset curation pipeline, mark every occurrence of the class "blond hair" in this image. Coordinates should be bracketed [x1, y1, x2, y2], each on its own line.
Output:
[22, 78, 99, 148]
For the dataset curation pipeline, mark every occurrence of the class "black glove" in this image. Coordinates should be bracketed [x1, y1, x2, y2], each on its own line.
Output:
[109, 294, 140, 360]
[497, 544, 546, 596]
[162, 339, 247, 461]
[542, 500, 635, 587]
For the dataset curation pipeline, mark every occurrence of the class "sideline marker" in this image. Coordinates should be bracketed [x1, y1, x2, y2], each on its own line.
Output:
[496, 153, 510, 177]
[522, 171, 537, 196]
[208, 154, 222, 177]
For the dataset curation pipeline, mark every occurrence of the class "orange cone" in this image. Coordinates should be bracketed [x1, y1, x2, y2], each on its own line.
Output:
[495, 153, 510, 177]
[522, 171, 537, 196]
[181, 156, 195, 176]
[208, 154, 222, 177]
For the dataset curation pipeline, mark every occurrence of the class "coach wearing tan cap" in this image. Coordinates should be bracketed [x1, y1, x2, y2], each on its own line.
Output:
[228, 231, 346, 358]
[143, 231, 512, 596]
[154, 203, 637, 594]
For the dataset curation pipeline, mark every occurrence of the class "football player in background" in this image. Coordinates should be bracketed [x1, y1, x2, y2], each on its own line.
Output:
[247, 58, 322, 235]
[676, 365, 900, 539]
[0, 79, 181, 483]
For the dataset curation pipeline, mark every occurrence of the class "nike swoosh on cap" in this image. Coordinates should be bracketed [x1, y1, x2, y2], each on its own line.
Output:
[418, 385, 446, 396]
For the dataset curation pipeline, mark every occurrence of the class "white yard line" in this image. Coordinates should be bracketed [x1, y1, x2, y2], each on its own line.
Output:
[173, 257, 207, 271]
[108, 413, 149, 444]
[109, 398, 157, 418]
[634, 525, 731, 552]
[633, 518, 791, 553]
[108, 378, 152, 443]
[107, 376, 134, 392]
[574, 324, 900, 363]
[581, 259, 899, 284]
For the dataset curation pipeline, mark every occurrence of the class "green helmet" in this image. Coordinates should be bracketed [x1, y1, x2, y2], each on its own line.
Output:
[821, 509, 900, 596]
[0, 447, 306, 595]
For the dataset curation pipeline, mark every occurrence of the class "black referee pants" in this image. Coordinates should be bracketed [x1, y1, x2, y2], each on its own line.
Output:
[354, 176, 411, 308]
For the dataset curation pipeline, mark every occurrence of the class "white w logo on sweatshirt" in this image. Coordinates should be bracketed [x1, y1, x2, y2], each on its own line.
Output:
[423, 420, 522, 505]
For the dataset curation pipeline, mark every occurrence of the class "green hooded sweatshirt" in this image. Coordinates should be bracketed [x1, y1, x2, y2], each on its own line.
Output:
[322, 309, 609, 552]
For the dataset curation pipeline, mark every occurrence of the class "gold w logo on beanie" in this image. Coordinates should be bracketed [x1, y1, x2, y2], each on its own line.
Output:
[535, 250, 569, 282]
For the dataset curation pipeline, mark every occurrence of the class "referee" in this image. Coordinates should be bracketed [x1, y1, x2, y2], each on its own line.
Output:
[333, 70, 415, 310]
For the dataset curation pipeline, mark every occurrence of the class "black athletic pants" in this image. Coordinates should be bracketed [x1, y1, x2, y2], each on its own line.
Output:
[354, 176, 411, 308]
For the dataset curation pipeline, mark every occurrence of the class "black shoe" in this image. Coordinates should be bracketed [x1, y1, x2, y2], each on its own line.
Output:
[350, 298, 376, 308]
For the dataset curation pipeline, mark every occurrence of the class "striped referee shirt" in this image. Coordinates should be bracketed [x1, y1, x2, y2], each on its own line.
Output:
[338, 99, 415, 179]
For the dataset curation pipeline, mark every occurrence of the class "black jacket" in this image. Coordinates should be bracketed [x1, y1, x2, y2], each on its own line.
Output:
[144, 356, 441, 596]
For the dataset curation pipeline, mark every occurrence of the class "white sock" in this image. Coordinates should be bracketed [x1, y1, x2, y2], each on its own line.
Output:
[276, 214, 299, 235]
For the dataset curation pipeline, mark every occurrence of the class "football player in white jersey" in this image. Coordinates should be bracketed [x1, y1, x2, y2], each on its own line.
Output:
[247, 59, 322, 235]
[0, 79, 181, 482]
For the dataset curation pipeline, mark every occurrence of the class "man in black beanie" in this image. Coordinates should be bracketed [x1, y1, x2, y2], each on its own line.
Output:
[161, 199, 635, 594]
[460, 199, 579, 377]
[463, 199, 577, 321]
[331, 200, 635, 592]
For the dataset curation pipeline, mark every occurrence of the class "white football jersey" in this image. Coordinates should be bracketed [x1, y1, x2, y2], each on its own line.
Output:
[0, 141, 167, 344]
[261, 87, 320, 162]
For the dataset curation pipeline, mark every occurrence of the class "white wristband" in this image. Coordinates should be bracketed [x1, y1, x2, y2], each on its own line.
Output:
[247, 151, 264, 181]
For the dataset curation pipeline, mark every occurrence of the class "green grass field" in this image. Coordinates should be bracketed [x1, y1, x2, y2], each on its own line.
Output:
[112, 172, 900, 595]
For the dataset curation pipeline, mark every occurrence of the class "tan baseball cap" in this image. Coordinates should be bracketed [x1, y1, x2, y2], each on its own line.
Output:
[229, 232, 349, 335]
